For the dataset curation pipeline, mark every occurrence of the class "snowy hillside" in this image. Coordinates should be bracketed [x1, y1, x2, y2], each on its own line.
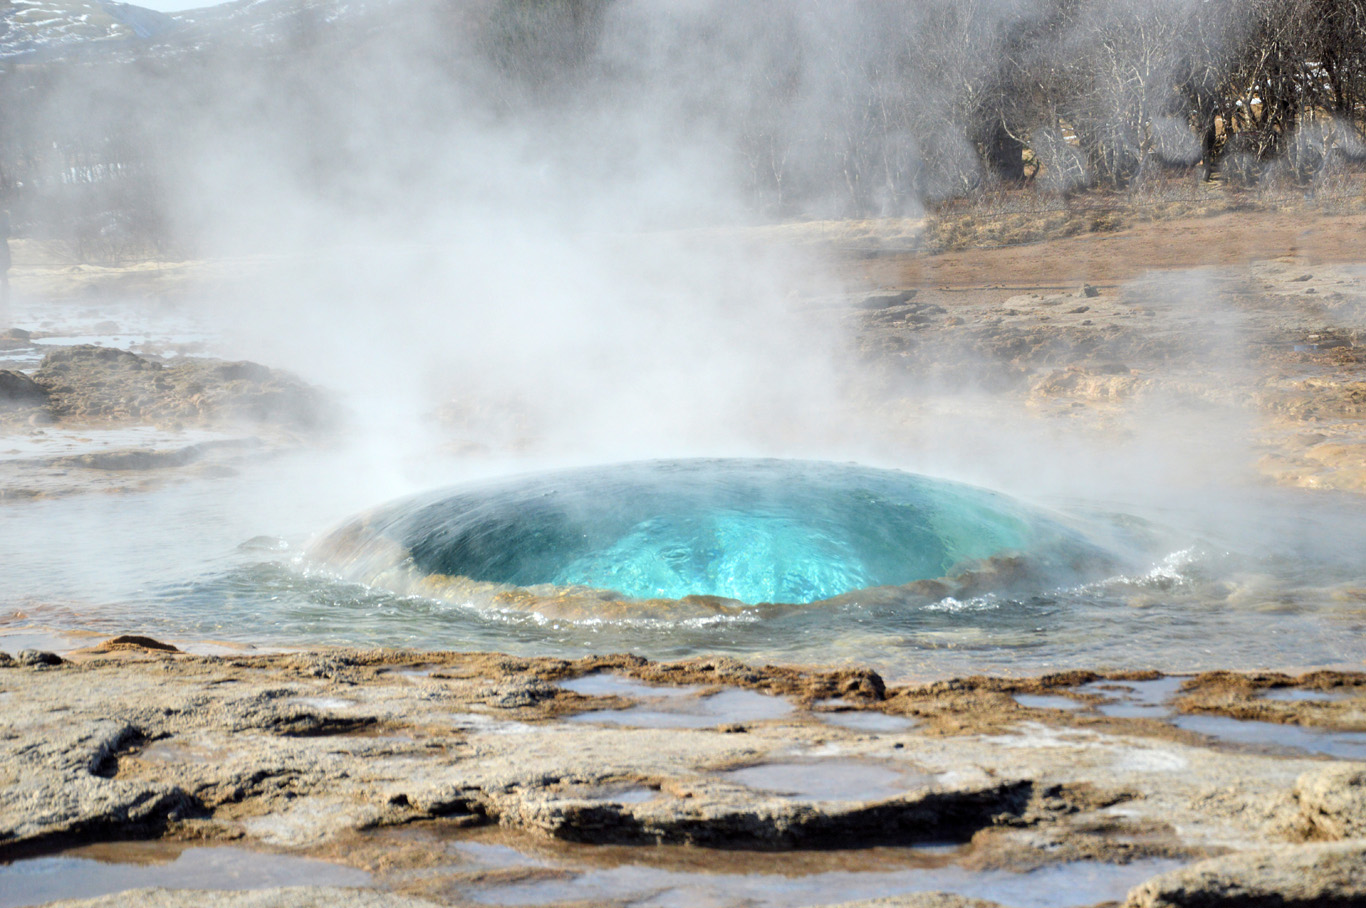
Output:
[0, 0, 426, 61]
[0, 0, 178, 59]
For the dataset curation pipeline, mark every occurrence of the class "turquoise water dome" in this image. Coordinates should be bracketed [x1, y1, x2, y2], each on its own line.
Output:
[361, 459, 1058, 605]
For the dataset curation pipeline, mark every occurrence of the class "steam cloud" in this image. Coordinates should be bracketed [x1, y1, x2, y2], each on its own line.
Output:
[1, 0, 1351, 505]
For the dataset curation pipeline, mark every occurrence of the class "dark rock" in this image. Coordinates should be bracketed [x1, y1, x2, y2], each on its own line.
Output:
[483, 680, 561, 709]
[510, 779, 1036, 848]
[215, 362, 273, 383]
[17, 650, 64, 667]
[859, 290, 919, 309]
[1081, 284, 1101, 297]
[90, 724, 148, 777]
[98, 636, 182, 653]
[0, 370, 47, 406]
[3, 327, 31, 341]
[44, 345, 154, 370]
[1306, 332, 1351, 349]
[269, 712, 377, 738]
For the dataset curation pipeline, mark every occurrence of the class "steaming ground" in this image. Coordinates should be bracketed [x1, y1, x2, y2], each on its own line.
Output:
[2, 208, 1366, 681]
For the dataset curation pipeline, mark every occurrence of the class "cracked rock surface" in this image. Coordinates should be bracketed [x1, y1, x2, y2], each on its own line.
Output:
[3, 644, 1366, 906]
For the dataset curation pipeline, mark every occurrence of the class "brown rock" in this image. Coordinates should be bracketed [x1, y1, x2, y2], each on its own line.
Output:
[30, 346, 333, 431]
[1123, 841, 1366, 907]
[91, 636, 183, 654]
[1295, 764, 1366, 840]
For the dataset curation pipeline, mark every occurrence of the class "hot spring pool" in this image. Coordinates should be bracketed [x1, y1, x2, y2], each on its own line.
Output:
[6, 451, 1366, 678]
[311, 459, 1118, 611]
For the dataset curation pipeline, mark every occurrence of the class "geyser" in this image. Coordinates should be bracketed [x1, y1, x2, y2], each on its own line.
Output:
[313, 459, 1109, 611]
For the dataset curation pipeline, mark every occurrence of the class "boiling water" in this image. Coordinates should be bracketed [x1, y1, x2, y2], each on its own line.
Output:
[315, 459, 1115, 606]
[4, 440, 1366, 678]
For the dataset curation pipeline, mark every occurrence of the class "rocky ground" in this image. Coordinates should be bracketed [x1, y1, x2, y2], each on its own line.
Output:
[0, 343, 335, 498]
[4, 641, 1366, 907]
[837, 209, 1366, 494]
[4, 207, 1366, 906]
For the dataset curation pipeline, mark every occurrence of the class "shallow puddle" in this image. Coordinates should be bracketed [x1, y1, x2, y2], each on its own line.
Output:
[556, 783, 661, 804]
[0, 347, 44, 370]
[0, 845, 372, 908]
[566, 681, 793, 729]
[1035, 677, 1366, 757]
[1171, 714, 1366, 759]
[717, 760, 931, 802]
[818, 710, 920, 732]
[559, 673, 703, 699]
[448, 712, 535, 734]
[453, 848, 1185, 908]
[452, 840, 552, 870]
[1081, 677, 1187, 718]
[136, 739, 229, 764]
[1014, 693, 1086, 712]
[1261, 687, 1352, 703]
[0, 627, 96, 655]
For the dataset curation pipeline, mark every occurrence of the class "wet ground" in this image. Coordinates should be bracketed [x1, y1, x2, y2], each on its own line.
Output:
[4, 646, 1366, 906]
[0, 829, 1191, 908]
[0, 844, 372, 908]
